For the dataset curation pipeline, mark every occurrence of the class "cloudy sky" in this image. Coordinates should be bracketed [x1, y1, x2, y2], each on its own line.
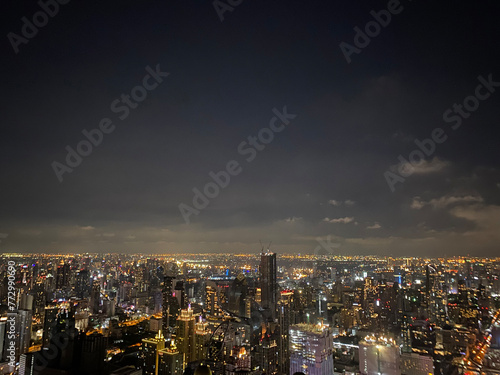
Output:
[1, 0, 500, 255]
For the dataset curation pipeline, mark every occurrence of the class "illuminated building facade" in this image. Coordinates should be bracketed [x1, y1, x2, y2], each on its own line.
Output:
[359, 336, 400, 375]
[158, 340, 184, 375]
[289, 323, 334, 375]
[142, 330, 166, 375]
[176, 306, 196, 366]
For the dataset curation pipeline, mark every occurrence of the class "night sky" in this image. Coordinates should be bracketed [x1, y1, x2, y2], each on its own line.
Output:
[1, 0, 500, 255]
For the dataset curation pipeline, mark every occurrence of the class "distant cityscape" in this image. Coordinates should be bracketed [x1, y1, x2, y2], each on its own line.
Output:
[0, 251, 499, 375]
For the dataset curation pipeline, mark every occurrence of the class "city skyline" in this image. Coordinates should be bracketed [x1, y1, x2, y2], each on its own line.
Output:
[1, 250, 499, 375]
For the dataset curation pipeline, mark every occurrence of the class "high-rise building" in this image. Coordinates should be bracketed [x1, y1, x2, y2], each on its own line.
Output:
[176, 306, 196, 366]
[205, 282, 222, 318]
[359, 336, 400, 375]
[55, 262, 70, 290]
[228, 273, 248, 317]
[289, 323, 334, 375]
[163, 276, 180, 331]
[91, 279, 101, 314]
[32, 285, 46, 322]
[75, 270, 91, 298]
[194, 316, 210, 362]
[158, 340, 184, 375]
[174, 280, 186, 310]
[18, 310, 32, 355]
[278, 291, 293, 375]
[142, 330, 166, 375]
[258, 335, 278, 375]
[260, 250, 277, 320]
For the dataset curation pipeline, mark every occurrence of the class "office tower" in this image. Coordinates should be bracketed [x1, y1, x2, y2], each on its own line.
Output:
[42, 307, 59, 348]
[158, 340, 184, 375]
[289, 323, 334, 375]
[163, 276, 180, 331]
[153, 289, 163, 314]
[359, 336, 400, 375]
[18, 309, 32, 355]
[400, 352, 434, 375]
[205, 281, 221, 318]
[174, 280, 186, 310]
[75, 270, 91, 298]
[194, 316, 210, 362]
[103, 298, 115, 317]
[278, 291, 293, 375]
[260, 250, 277, 320]
[55, 262, 70, 290]
[176, 306, 196, 366]
[91, 279, 101, 314]
[119, 282, 133, 302]
[32, 285, 46, 322]
[45, 274, 55, 295]
[228, 273, 248, 317]
[142, 330, 166, 375]
[258, 334, 278, 375]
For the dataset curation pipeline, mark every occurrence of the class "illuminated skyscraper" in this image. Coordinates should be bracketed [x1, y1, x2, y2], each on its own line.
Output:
[75, 270, 91, 298]
[91, 279, 101, 314]
[278, 290, 293, 375]
[289, 323, 334, 375]
[260, 250, 277, 320]
[158, 340, 184, 375]
[163, 276, 180, 331]
[142, 330, 166, 375]
[194, 316, 210, 362]
[176, 306, 196, 366]
[205, 281, 221, 318]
